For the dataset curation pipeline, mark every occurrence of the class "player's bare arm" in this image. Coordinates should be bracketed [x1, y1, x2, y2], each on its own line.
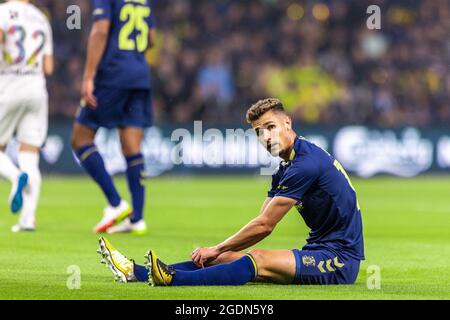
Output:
[259, 196, 273, 214]
[197, 197, 275, 266]
[148, 27, 156, 49]
[82, 19, 111, 108]
[43, 55, 54, 76]
[192, 196, 297, 267]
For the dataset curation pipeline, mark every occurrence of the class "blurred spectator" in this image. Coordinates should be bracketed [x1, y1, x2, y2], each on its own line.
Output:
[198, 48, 235, 109]
[16, 0, 450, 127]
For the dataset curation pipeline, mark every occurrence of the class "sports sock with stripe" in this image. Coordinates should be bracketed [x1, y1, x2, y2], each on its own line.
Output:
[170, 255, 257, 286]
[170, 261, 200, 271]
[125, 153, 145, 223]
[133, 263, 149, 282]
[75, 144, 121, 207]
[132, 261, 201, 282]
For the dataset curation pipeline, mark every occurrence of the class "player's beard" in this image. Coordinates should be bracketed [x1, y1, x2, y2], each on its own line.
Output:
[267, 142, 281, 157]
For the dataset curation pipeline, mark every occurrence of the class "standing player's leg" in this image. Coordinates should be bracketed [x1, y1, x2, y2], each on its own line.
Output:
[0, 145, 28, 214]
[9, 90, 48, 231]
[71, 123, 131, 233]
[0, 145, 20, 182]
[0, 97, 29, 215]
[71, 123, 120, 207]
[106, 127, 147, 234]
[12, 143, 41, 232]
[106, 89, 152, 234]
[0, 145, 20, 183]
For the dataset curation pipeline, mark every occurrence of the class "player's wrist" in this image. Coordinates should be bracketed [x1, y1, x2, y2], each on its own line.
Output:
[83, 75, 95, 82]
[213, 244, 225, 256]
[82, 70, 96, 81]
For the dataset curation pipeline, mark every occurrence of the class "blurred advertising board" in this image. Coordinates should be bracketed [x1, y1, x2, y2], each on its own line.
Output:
[7, 122, 449, 177]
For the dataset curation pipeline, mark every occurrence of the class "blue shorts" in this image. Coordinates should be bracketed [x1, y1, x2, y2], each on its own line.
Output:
[76, 87, 152, 130]
[292, 248, 360, 285]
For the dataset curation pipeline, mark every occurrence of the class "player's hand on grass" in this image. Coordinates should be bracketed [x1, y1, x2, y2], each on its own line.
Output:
[81, 77, 97, 109]
[191, 246, 220, 268]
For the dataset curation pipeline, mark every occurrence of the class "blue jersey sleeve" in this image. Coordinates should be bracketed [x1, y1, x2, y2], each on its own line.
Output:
[274, 161, 319, 202]
[91, 0, 112, 21]
[147, 7, 156, 28]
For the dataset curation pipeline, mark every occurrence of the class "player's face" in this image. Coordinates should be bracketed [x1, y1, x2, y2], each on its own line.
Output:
[252, 110, 293, 157]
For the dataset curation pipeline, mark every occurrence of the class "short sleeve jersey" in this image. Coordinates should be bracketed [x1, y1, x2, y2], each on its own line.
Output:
[90, 0, 155, 89]
[269, 137, 365, 260]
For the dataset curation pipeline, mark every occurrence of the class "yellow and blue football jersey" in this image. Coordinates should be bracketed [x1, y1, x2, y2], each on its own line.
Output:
[91, 0, 155, 89]
[269, 136, 365, 261]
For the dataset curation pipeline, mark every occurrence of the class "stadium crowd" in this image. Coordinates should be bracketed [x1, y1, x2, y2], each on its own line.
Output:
[34, 0, 450, 127]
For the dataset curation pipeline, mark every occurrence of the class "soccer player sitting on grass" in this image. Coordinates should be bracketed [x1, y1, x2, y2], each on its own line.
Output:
[98, 98, 365, 286]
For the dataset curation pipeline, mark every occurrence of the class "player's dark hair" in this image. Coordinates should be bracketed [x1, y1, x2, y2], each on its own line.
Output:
[246, 98, 286, 123]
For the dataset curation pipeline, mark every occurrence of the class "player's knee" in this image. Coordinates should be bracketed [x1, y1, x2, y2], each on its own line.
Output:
[71, 139, 84, 151]
[121, 144, 140, 157]
[70, 130, 81, 150]
[120, 137, 141, 157]
[19, 143, 40, 153]
[247, 249, 267, 270]
[71, 126, 94, 150]
[247, 249, 273, 280]
[70, 132, 84, 150]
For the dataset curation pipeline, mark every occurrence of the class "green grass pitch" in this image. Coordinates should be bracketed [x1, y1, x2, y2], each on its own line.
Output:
[0, 176, 449, 300]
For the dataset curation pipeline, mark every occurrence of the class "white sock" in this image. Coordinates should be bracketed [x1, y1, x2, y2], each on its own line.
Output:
[18, 151, 41, 228]
[0, 151, 20, 183]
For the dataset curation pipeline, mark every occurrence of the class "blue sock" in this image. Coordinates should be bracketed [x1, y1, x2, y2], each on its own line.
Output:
[132, 261, 199, 283]
[171, 261, 200, 271]
[133, 263, 149, 282]
[75, 144, 121, 207]
[170, 255, 257, 286]
[125, 154, 145, 223]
